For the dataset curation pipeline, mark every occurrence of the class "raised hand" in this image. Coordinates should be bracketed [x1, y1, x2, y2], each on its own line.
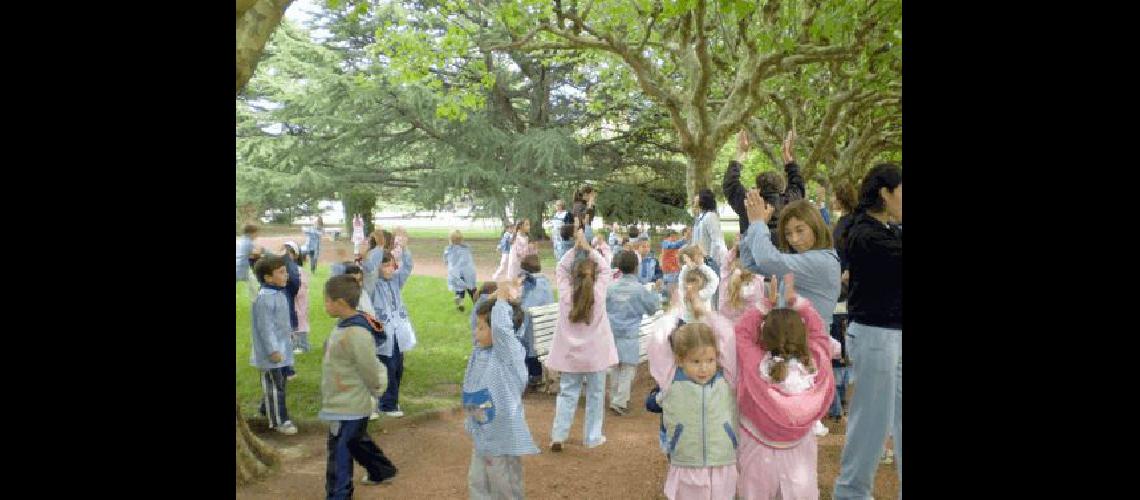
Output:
[744, 189, 775, 224]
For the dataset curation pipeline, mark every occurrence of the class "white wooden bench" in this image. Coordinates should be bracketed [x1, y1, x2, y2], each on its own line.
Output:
[527, 302, 667, 394]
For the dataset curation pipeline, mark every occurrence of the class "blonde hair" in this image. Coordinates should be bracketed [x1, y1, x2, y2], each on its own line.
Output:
[670, 322, 718, 361]
[679, 244, 705, 266]
[725, 260, 755, 311]
[450, 229, 463, 245]
[682, 267, 708, 321]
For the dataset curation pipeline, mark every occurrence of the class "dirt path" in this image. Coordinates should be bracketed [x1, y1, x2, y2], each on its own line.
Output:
[237, 364, 898, 499]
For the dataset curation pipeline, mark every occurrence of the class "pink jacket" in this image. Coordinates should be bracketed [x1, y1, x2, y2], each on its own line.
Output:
[717, 271, 766, 323]
[294, 268, 310, 332]
[506, 234, 536, 280]
[546, 248, 618, 373]
[647, 308, 738, 401]
[734, 296, 835, 444]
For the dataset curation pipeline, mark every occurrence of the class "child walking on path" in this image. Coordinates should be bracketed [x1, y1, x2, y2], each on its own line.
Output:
[320, 275, 398, 498]
[490, 224, 515, 281]
[463, 283, 540, 499]
[546, 229, 617, 451]
[250, 255, 298, 435]
[646, 319, 738, 500]
[371, 248, 417, 418]
[605, 250, 662, 415]
[733, 274, 839, 500]
[445, 230, 478, 312]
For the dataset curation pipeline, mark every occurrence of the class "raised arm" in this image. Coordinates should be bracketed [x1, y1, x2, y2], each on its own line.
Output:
[556, 242, 576, 296]
[490, 299, 528, 387]
[395, 247, 414, 288]
[696, 264, 720, 300]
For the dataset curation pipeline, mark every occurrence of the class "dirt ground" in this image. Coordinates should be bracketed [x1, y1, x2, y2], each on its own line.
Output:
[241, 235, 899, 499]
[237, 363, 898, 499]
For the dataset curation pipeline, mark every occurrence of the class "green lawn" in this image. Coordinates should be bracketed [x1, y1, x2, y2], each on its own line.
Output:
[237, 268, 474, 421]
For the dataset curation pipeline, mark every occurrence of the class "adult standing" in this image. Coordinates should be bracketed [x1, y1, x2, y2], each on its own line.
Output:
[832, 164, 902, 500]
[723, 129, 805, 237]
[303, 216, 324, 273]
[546, 200, 569, 263]
[237, 224, 259, 281]
[691, 188, 727, 310]
[546, 229, 617, 452]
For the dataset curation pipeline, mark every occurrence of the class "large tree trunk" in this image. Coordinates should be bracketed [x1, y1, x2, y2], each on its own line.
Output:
[530, 199, 548, 241]
[237, 0, 296, 94]
[342, 189, 378, 238]
[236, 396, 280, 485]
[684, 147, 717, 207]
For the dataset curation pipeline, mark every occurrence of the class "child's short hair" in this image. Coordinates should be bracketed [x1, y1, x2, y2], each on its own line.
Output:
[757, 170, 787, 195]
[478, 281, 498, 297]
[242, 224, 258, 235]
[254, 255, 286, 284]
[521, 254, 541, 273]
[614, 250, 639, 275]
[628, 225, 640, 240]
[760, 308, 814, 382]
[670, 322, 718, 360]
[342, 263, 362, 276]
[475, 297, 524, 330]
[560, 223, 575, 242]
[679, 245, 705, 265]
[380, 250, 396, 264]
[664, 229, 678, 238]
[450, 229, 463, 245]
[325, 275, 361, 309]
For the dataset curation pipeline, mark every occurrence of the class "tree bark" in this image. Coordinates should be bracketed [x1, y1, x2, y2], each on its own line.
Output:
[342, 189, 378, 238]
[236, 396, 280, 485]
[237, 0, 296, 94]
[684, 147, 717, 205]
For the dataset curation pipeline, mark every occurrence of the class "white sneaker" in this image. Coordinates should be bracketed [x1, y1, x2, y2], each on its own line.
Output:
[383, 409, 404, 418]
[370, 411, 380, 421]
[584, 436, 607, 449]
[293, 348, 304, 354]
[813, 420, 829, 437]
[276, 421, 298, 435]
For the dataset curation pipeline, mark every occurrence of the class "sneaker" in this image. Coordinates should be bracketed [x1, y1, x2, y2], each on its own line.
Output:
[370, 411, 381, 421]
[550, 441, 563, 452]
[275, 421, 298, 435]
[383, 409, 404, 418]
[361, 473, 395, 485]
[609, 405, 627, 416]
[881, 448, 895, 465]
[813, 420, 829, 437]
[584, 436, 607, 449]
[287, 374, 298, 381]
[293, 347, 303, 355]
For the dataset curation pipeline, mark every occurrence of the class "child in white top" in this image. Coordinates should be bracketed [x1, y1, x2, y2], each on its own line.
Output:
[676, 245, 719, 324]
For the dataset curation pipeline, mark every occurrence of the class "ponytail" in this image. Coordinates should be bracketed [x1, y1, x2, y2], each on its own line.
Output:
[569, 258, 597, 324]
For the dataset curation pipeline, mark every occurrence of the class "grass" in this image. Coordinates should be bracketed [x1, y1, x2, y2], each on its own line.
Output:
[237, 268, 476, 421]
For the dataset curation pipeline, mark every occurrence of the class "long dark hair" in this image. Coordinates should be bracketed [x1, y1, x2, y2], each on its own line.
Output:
[856, 163, 902, 215]
[569, 257, 598, 324]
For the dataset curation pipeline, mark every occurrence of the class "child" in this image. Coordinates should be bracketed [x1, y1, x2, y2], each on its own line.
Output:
[490, 223, 515, 281]
[518, 254, 554, 389]
[607, 222, 622, 249]
[464, 283, 539, 499]
[647, 321, 738, 500]
[342, 263, 376, 317]
[237, 223, 258, 281]
[634, 237, 663, 287]
[320, 275, 398, 497]
[605, 250, 661, 415]
[660, 229, 687, 299]
[677, 246, 719, 324]
[470, 281, 499, 345]
[390, 227, 409, 266]
[249, 255, 298, 435]
[371, 248, 416, 418]
[351, 214, 365, 255]
[733, 274, 838, 500]
[445, 230, 478, 312]
[717, 246, 766, 323]
[285, 245, 312, 355]
[303, 222, 322, 273]
[506, 219, 535, 280]
[547, 229, 617, 451]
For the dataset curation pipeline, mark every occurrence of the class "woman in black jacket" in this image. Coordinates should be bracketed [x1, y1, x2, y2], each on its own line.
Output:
[833, 164, 902, 500]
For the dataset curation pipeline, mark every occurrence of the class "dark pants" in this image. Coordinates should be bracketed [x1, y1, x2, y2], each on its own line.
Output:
[377, 337, 404, 412]
[325, 418, 398, 500]
[454, 289, 477, 304]
[308, 249, 319, 273]
[257, 367, 290, 427]
[525, 356, 543, 382]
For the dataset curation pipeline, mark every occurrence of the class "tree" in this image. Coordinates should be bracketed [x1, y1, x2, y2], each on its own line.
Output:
[484, 0, 900, 202]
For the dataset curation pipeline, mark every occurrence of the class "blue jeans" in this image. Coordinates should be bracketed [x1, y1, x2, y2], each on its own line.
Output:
[377, 337, 404, 412]
[325, 418, 398, 500]
[551, 371, 606, 445]
[828, 365, 851, 417]
[834, 322, 902, 500]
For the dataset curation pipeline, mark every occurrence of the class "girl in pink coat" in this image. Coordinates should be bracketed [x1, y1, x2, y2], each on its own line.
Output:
[734, 274, 839, 500]
[546, 229, 617, 451]
[506, 219, 536, 280]
[717, 245, 767, 323]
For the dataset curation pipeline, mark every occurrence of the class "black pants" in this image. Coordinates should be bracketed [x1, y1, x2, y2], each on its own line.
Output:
[525, 356, 543, 381]
[454, 289, 477, 304]
[377, 337, 403, 412]
[257, 367, 290, 427]
[325, 418, 398, 500]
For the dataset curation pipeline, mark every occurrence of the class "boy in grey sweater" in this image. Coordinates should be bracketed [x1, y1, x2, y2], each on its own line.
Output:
[250, 255, 297, 435]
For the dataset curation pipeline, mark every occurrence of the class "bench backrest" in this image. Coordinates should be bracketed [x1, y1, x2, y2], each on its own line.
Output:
[527, 303, 666, 365]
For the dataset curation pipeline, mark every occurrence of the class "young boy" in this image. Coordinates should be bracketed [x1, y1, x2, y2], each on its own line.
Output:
[518, 254, 554, 389]
[634, 236, 663, 287]
[371, 249, 416, 417]
[250, 255, 297, 435]
[605, 250, 662, 415]
[445, 229, 478, 312]
[464, 282, 539, 499]
[320, 275, 398, 498]
[659, 228, 688, 299]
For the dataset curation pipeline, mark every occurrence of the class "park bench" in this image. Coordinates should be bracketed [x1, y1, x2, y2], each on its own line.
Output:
[526, 300, 667, 394]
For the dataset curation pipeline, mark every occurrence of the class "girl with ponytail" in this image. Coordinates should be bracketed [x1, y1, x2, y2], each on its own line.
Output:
[717, 243, 767, 322]
[546, 228, 618, 452]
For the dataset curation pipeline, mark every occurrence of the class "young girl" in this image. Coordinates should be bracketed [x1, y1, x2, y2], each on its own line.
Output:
[733, 274, 839, 500]
[506, 219, 535, 280]
[490, 223, 515, 281]
[717, 246, 767, 323]
[351, 214, 365, 255]
[463, 281, 539, 499]
[445, 229, 478, 312]
[646, 321, 738, 500]
[288, 246, 312, 355]
[372, 248, 417, 418]
[546, 228, 617, 451]
[677, 246, 719, 324]
[518, 254, 554, 389]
